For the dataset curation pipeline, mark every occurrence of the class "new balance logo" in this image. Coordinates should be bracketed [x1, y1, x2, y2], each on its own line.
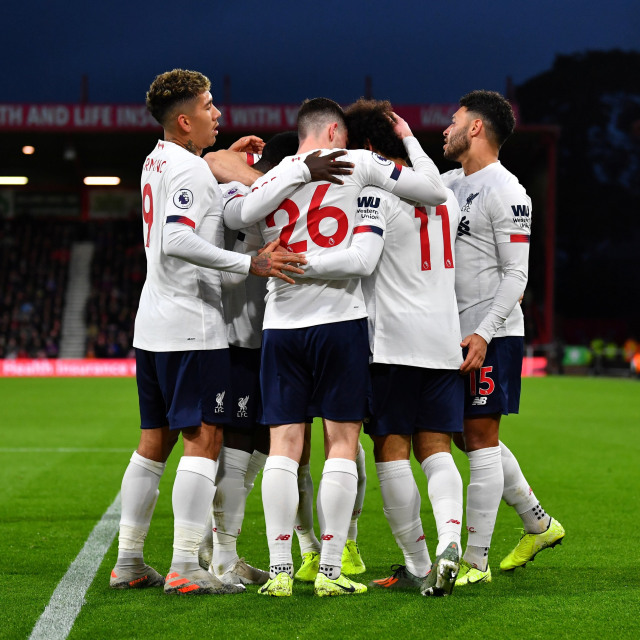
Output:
[446, 519, 461, 525]
[472, 396, 487, 406]
[461, 192, 479, 212]
[357, 196, 380, 209]
[237, 395, 249, 417]
[275, 534, 291, 541]
[215, 391, 225, 413]
[458, 215, 471, 237]
[321, 534, 334, 541]
[416, 534, 426, 542]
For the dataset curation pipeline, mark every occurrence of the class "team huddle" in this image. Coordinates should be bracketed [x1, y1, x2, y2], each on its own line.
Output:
[109, 69, 565, 598]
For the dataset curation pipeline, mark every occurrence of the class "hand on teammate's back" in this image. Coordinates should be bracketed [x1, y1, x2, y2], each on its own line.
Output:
[250, 238, 307, 284]
[305, 150, 354, 185]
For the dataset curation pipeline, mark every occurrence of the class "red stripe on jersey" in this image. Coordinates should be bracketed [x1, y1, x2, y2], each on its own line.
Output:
[246, 153, 255, 166]
[390, 163, 402, 180]
[353, 225, 383, 237]
[510, 234, 530, 243]
[166, 215, 195, 228]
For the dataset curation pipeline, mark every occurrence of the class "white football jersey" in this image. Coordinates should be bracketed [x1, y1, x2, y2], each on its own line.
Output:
[134, 140, 236, 351]
[442, 162, 531, 338]
[220, 181, 265, 349]
[224, 138, 446, 330]
[358, 187, 464, 369]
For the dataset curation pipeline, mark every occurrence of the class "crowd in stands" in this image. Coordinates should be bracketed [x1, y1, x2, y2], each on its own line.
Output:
[84, 219, 145, 359]
[0, 215, 637, 374]
[0, 216, 75, 359]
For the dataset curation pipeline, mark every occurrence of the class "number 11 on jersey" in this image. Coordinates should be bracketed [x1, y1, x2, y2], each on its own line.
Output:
[414, 205, 454, 271]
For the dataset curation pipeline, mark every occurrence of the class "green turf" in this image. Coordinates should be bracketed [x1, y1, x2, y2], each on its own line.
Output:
[1, 376, 639, 639]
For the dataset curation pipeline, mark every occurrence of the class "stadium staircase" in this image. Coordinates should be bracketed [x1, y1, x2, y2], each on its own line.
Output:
[59, 241, 95, 358]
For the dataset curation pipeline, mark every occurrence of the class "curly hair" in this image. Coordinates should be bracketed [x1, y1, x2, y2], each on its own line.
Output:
[146, 69, 211, 127]
[459, 90, 515, 148]
[344, 98, 407, 161]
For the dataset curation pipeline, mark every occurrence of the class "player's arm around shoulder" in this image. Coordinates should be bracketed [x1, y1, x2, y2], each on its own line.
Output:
[224, 152, 353, 230]
[300, 185, 388, 280]
[204, 149, 262, 186]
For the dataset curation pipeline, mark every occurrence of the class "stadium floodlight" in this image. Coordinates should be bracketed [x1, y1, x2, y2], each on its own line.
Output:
[0, 176, 28, 185]
[83, 176, 121, 186]
[22, 145, 35, 155]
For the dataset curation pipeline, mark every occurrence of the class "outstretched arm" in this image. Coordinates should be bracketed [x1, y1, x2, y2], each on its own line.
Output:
[388, 113, 447, 206]
[224, 151, 354, 230]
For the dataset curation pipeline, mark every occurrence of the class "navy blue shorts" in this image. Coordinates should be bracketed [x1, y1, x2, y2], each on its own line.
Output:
[463, 336, 524, 417]
[260, 319, 370, 425]
[228, 345, 263, 431]
[135, 348, 231, 430]
[364, 364, 463, 436]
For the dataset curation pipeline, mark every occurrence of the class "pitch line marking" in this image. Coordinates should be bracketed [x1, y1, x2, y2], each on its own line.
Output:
[0, 447, 131, 453]
[29, 492, 121, 640]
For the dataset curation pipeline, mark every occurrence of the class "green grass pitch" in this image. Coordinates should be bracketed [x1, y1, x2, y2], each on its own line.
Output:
[1, 376, 639, 639]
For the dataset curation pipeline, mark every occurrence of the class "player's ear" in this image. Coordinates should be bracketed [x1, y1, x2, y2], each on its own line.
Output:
[328, 122, 338, 142]
[177, 113, 191, 133]
[469, 118, 483, 138]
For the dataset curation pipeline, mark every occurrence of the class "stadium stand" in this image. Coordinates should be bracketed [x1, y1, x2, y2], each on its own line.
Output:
[84, 219, 145, 359]
[0, 216, 76, 358]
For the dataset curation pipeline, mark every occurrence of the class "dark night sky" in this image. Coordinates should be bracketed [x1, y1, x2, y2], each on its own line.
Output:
[3, 1, 639, 106]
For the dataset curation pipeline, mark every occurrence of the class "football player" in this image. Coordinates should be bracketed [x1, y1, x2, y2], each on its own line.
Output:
[441, 90, 565, 586]
[224, 97, 448, 597]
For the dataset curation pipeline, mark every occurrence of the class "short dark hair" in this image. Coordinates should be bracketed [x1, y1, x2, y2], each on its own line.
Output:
[459, 90, 515, 147]
[146, 69, 211, 127]
[345, 98, 407, 161]
[297, 97, 346, 141]
[256, 131, 300, 172]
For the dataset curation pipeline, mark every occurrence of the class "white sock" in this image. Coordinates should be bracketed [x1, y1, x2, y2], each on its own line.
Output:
[421, 452, 463, 556]
[117, 451, 165, 563]
[199, 506, 213, 564]
[262, 455, 299, 574]
[500, 441, 551, 534]
[348, 442, 366, 540]
[171, 456, 217, 567]
[376, 460, 430, 577]
[212, 446, 252, 575]
[317, 458, 358, 572]
[294, 463, 321, 554]
[244, 450, 268, 495]
[464, 446, 503, 570]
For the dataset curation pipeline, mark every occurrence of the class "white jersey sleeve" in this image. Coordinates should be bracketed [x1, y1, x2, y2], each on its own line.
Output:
[223, 158, 312, 229]
[300, 191, 387, 280]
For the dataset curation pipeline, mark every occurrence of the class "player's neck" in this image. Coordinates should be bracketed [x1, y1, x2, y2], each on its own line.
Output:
[460, 149, 499, 176]
[164, 134, 203, 157]
[298, 135, 333, 154]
